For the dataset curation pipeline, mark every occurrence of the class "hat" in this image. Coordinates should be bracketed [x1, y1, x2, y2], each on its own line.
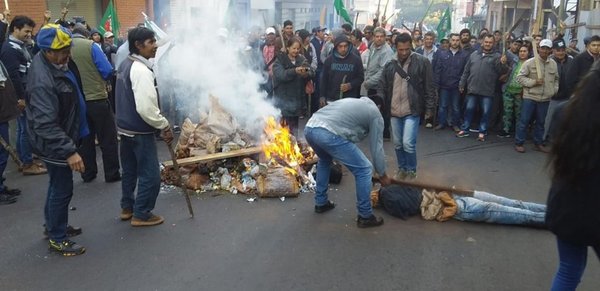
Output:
[523, 36, 533, 43]
[539, 39, 552, 48]
[265, 27, 276, 35]
[36, 24, 72, 50]
[104, 31, 114, 38]
[297, 29, 311, 40]
[311, 26, 326, 33]
[513, 38, 523, 43]
[552, 39, 566, 49]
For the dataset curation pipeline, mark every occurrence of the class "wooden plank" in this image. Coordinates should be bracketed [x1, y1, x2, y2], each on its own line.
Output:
[162, 146, 263, 167]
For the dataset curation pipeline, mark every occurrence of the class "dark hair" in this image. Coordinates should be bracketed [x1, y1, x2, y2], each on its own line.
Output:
[351, 29, 363, 40]
[8, 16, 36, 33]
[286, 36, 302, 48]
[550, 61, 600, 185]
[341, 23, 352, 33]
[459, 28, 471, 36]
[283, 20, 293, 28]
[448, 33, 459, 39]
[590, 35, 600, 43]
[493, 30, 502, 35]
[482, 33, 494, 40]
[128, 27, 156, 55]
[424, 31, 436, 39]
[297, 29, 311, 41]
[394, 33, 412, 46]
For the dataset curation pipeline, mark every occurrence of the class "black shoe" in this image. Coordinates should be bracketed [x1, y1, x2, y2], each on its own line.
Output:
[0, 194, 17, 205]
[3, 187, 21, 196]
[357, 215, 384, 228]
[43, 224, 82, 239]
[105, 175, 122, 183]
[497, 130, 511, 138]
[314, 200, 335, 213]
[82, 175, 97, 183]
[48, 239, 86, 257]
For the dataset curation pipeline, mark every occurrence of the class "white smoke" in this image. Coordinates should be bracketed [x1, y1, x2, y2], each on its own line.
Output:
[154, 3, 279, 140]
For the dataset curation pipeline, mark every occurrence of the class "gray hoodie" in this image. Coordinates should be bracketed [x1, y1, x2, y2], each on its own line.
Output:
[364, 42, 394, 90]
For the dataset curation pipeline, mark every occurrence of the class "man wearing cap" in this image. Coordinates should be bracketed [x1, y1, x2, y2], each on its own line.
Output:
[567, 38, 579, 57]
[514, 39, 558, 153]
[70, 24, 120, 184]
[565, 35, 600, 97]
[544, 38, 573, 142]
[26, 24, 89, 256]
[506, 38, 523, 65]
[102, 31, 118, 65]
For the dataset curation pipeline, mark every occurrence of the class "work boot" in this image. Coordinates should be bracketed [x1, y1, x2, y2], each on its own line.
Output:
[534, 144, 550, 153]
[120, 208, 133, 220]
[357, 215, 384, 228]
[314, 200, 335, 213]
[43, 224, 82, 239]
[21, 163, 47, 175]
[0, 193, 17, 205]
[131, 214, 164, 227]
[394, 169, 407, 180]
[48, 239, 86, 257]
[514, 145, 526, 153]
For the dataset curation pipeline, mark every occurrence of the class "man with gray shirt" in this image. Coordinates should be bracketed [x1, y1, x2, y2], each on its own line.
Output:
[304, 97, 391, 228]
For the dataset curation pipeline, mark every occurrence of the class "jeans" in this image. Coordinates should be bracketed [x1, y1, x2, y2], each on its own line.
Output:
[120, 134, 161, 220]
[0, 122, 8, 192]
[550, 238, 600, 291]
[461, 95, 492, 134]
[44, 162, 74, 242]
[544, 99, 567, 142]
[304, 127, 374, 218]
[390, 115, 420, 172]
[515, 99, 549, 146]
[16, 113, 33, 165]
[453, 191, 546, 226]
[501, 91, 522, 133]
[437, 88, 461, 127]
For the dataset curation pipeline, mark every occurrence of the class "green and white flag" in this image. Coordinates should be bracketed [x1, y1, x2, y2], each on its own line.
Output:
[436, 7, 451, 41]
[98, 0, 120, 36]
[334, 0, 352, 24]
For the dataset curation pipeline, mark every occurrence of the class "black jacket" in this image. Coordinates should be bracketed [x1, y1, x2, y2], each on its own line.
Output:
[320, 38, 364, 101]
[550, 55, 573, 101]
[0, 36, 32, 100]
[565, 50, 595, 97]
[0, 62, 19, 123]
[25, 53, 85, 164]
[272, 53, 314, 117]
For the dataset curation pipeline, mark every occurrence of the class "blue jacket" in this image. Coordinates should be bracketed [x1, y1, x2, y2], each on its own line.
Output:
[432, 48, 470, 89]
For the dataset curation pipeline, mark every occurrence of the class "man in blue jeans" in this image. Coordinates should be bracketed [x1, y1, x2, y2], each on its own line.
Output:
[304, 97, 391, 228]
[115, 27, 173, 227]
[457, 34, 508, 141]
[378, 33, 436, 180]
[0, 60, 20, 204]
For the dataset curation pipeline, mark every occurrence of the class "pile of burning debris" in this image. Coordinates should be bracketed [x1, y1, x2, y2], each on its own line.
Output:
[160, 97, 317, 197]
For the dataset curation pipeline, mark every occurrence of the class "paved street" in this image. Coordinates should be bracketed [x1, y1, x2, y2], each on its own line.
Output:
[1, 126, 598, 290]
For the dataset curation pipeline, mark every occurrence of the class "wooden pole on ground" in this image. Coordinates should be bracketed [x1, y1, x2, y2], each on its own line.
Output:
[165, 141, 195, 218]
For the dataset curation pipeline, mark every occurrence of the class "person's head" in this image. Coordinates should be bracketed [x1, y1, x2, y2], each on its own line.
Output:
[395, 33, 413, 62]
[552, 39, 567, 60]
[363, 25, 374, 40]
[373, 27, 387, 47]
[538, 39, 552, 59]
[469, 36, 477, 46]
[532, 34, 542, 43]
[334, 35, 350, 57]
[128, 27, 157, 59]
[412, 29, 421, 40]
[459, 28, 471, 44]
[9, 16, 36, 42]
[481, 34, 494, 52]
[569, 38, 577, 48]
[479, 28, 489, 36]
[350, 29, 363, 46]
[587, 35, 600, 55]
[449, 33, 460, 50]
[510, 39, 522, 52]
[91, 31, 101, 43]
[104, 31, 115, 45]
[265, 27, 276, 44]
[286, 37, 302, 58]
[313, 26, 326, 40]
[37, 24, 73, 65]
[72, 23, 90, 38]
[297, 29, 311, 45]
[423, 31, 435, 48]
[440, 38, 449, 50]
[493, 30, 502, 42]
[518, 45, 529, 60]
[341, 23, 352, 35]
[283, 20, 294, 36]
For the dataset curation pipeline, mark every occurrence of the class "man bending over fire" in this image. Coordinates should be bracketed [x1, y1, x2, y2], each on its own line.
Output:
[304, 96, 392, 228]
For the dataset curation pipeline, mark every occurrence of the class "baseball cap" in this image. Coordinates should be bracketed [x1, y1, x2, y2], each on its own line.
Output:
[37, 24, 72, 50]
[104, 31, 114, 38]
[311, 26, 326, 33]
[539, 39, 552, 48]
[552, 39, 566, 49]
[265, 27, 276, 35]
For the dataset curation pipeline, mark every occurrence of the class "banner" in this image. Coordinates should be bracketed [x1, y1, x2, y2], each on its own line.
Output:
[436, 7, 451, 41]
[98, 0, 120, 36]
[334, 0, 352, 24]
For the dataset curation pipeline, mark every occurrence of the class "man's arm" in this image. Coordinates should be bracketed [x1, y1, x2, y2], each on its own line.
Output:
[516, 59, 537, 88]
[431, 50, 441, 88]
[309, 43, 318, 71]
[377, 62, 391, 101]
[365, 47, 393, 89]
[91, 43, 113, 80]
[422, 59, 436, 113]
[130, 62, 169, 130]
[0, 48, 25, 99]
[459, 55, 472, 92]
[369, 114, 387, 177]
[348, 57, 365, 94]
[319, 57, 331, 101]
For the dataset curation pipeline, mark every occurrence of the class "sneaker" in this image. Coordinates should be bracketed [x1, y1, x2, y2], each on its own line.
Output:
[477, 133, 485, 142]
[43, 225, 82, 239]
[48, 239, 86, 257]
[21, 163, 47, 175]
[120, 208, 133, 220]
[105, 175, 122, 183]
[452, 125, 461, 132]
[314, 201, 335, 213]
[456, 130, 470, 138]
[534, 144, 550, 153]
[1, 187, 20, 196]
[425, 122, 433, 128]
[356, 215, 384, 228]
[0, 193, 17, 205]
[514, 145, 526, 153]
[497, 130, 511, 138]
[433, 124, 445, 131]
[393, 169, 407, 180]
[131, 214, 164, 227]
[469, 128, 479, 133]
[405, 171, 417, 180]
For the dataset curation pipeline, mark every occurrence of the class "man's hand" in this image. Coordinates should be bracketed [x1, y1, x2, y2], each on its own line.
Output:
[500, 54, 507, 65]
[535, 79, 544, 86]
[67, 153, 85, 173]
[319, 97, 327, 108]
[17, 99, 26, 111]
[160, 126, 174, 145]
[340, 83, 351, 93]
[459, 87, 464, 94]
[379, 174, 392, 186]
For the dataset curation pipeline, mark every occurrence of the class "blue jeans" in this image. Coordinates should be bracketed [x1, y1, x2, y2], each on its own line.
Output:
[16, 113, 33, 165]
[44, 162, 74, 242]
[515, 99, 549, 146]
[551, 238, 600, 291]
[461, 95, 492, 134]
[0, 122, 8, 192]
[437, 88, 461, 127]
[120, 134, 161, 220]
[390, 115, 419, 172]
[453, 191, 546, 226]
[304, 127, 374, 218]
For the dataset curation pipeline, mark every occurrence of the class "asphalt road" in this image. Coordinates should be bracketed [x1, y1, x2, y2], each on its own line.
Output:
[1, 126, 598, 291]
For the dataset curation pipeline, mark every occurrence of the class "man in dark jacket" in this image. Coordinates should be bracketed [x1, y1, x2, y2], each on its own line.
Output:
[0, 15, 47, 175]
[544, 39, 573, 142]
[26, 24, 88, 256]
[0, 60, 20, 205]
[457, 34, 509, 141]
[432, 33, 469, 131]
[320, 35, 364, 105]
[564, 35, 599, 96]
[378, 33, 435, 180]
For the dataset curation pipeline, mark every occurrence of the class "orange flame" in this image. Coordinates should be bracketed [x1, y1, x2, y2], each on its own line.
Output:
[262, 116, 304, 167]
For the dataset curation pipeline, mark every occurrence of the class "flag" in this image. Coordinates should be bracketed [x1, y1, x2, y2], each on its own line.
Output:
[334, 0, 352, 24]
[98, 0, 120, 36]
[436, 7, 451, 41]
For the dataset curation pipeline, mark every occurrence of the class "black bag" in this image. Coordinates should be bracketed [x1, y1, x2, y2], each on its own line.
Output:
[329, 161, 343, 184]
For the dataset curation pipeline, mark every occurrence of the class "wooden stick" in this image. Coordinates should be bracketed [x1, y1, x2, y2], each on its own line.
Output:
[162, 146, 262, 167]
[3, 0, 8, 11]
[532, 39, 543, 79]
[0, 135, 22, 168]
[372, 177, 475, 196]
[165, 141, 195, 218]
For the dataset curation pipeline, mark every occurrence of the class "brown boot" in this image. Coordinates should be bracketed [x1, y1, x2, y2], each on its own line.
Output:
[120, 209, 133, 221]
[131, 214, 164, 227]
[21, 163, 48, 175]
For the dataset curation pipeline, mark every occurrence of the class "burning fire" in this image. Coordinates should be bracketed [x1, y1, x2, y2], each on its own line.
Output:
[262, 116, 305, 168]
